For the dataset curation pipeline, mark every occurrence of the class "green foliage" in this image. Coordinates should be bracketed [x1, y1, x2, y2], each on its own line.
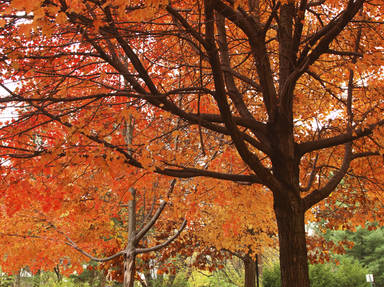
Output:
[262, 258, 367, 287]
[309, 263, 337, 287]
[0, 274, 13, 287]
[169, 273, 190, 287]
[147, 273, 189, 287]
[332, 258, 368, 287]
[203, 271, 240, 287]
[0, 268, 111, 287]
[188, 270, 214, 287]
[262, 264, 281, 287]
[326, 225, 384, 286]
[187, 269, 240, 287]
[69, 267, 107, 287]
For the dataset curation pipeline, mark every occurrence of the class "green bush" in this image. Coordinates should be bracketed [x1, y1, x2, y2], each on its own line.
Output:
[0, 274, 13, 287]
[332, 257, 368, 287]
[309, 262, 338, 287]
[262, 258, 368, 287]
[262, 264, 281, 287]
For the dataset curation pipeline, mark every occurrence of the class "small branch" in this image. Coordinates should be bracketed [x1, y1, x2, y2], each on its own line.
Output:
[65, 242, 126, 262]
[35, 211, 127, 263]
[263, 2, 280, 36]
[326, 49, 363, 58]
[136, 219, 187, 254]
[134, 201, 167, 244]
[300, 153, 319, 192]
[307, 0, 325, 8]
[222, 248, 245, 260]
[139, 194, 157, 229]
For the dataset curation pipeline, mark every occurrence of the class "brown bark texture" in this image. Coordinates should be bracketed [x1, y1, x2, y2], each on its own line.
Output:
[244, 255, 257, 287]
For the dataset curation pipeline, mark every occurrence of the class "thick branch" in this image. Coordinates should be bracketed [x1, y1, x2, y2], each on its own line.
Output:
[303, 142, 352, 210]
[204, 0, 278, 190]
[66, 243, 126, 262]
[297, 121, 384, 157]
[213, 0, 278, 118]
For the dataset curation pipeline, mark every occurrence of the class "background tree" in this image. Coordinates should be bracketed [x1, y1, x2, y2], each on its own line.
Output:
[263, 258, 368, 287]
[1, 1, 384, 287]
[319, 226, 384, 286]
[186, 178, 277, 287]
[0, 144, 186, 287]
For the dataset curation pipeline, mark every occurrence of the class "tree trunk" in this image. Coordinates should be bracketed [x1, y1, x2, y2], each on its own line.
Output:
[123, 253, 136, 287]
[243, 255, 257, 287]
[167, 273, 176, 286]
[98, 272, 107, 287]
[274, 194, 309, 287]
[14, 271, 21, 287]
[143, 270, 152, 287]
[123, 187, 137, 287]
[256, 254, 262, 286]
[53, 265, 62, 282]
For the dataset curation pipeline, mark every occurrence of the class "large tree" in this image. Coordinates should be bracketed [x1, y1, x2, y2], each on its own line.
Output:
[1, 0, 384, 286]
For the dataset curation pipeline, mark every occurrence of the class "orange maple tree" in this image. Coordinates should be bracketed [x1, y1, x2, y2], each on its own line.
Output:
[0, 148, 186, 284]
[187, 178, 277, 287]
[1, 1, 384, 287]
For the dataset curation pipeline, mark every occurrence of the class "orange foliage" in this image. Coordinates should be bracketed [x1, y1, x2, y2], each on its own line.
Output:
[0, 1, 384, 286]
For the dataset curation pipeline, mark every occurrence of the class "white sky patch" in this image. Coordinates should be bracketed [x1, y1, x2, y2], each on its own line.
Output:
[0, 81, 19, 123]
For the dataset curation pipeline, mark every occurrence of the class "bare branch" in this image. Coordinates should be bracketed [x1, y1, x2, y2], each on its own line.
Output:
[134, 201, 167, 244]
[136, 219, 187, 254]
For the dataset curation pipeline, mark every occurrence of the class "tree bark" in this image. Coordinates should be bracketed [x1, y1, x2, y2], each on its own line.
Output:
[98, 272, 107, 287]
[123, 187, 137, 287]
[53, 265, 62, 282]
[167, 273, 176, 286]
[123, 253, 136, 287]
[274, 193, 309, 287]
[143, 270, 152, 287]
[256, 254, 262, 287]
[14, 271, 21, 287]
[243, 255, 257, 287]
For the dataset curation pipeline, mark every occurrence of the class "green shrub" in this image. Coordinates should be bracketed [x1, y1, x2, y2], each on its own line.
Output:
[262, 264, 281, 287]
[309, 262, 338, 287]
[262, 258, 368, 287]
[333, 257, 368, 287]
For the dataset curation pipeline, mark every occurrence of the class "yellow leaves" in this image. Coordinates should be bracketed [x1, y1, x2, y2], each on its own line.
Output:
[187, 178, 276, 255]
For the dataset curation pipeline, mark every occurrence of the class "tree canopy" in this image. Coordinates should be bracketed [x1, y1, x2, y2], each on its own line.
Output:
[0, 1, 384, 286]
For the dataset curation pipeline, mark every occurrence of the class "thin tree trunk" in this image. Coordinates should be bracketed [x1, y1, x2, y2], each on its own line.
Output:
[256, 254, 262, 287]
[157, 273, 164, 286]
[143, 270, 152, 287]
[53, 265, 62, 282]
[274, 193, 309, 287]
[123, 187, 137, 287]
[98, 272, 107, 287]
[123, 253, 136, 287]
[167, 273, 176, 286]
[14, 271, 21, 287]
[243, 255, 257, 287]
